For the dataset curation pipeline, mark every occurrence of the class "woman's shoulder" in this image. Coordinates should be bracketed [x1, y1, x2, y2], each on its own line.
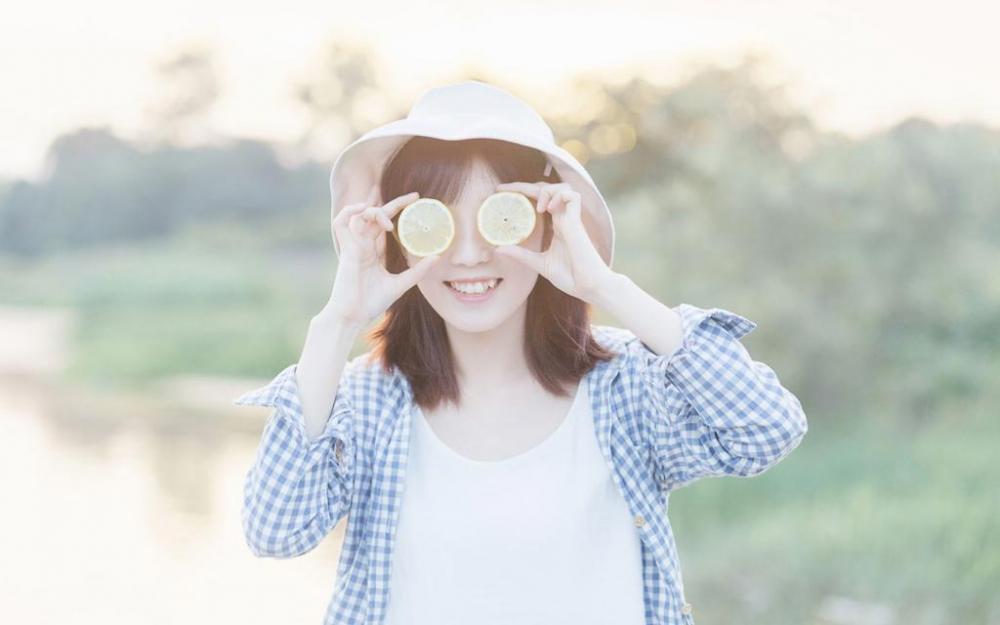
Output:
[340, 350, 398, 401]
[589, 322, 639, 353]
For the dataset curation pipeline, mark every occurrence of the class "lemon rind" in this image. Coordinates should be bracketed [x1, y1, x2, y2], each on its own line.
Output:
[397, 198, 455, 257]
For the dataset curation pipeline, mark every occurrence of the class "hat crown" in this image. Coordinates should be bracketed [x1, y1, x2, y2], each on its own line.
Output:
[407, 80, 554, 143]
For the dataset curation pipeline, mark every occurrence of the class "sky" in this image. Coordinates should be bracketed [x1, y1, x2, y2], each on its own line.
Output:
[1, 0, 995, 181]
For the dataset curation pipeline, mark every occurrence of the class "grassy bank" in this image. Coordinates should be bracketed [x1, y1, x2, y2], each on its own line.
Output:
[1, 239, 996, 624]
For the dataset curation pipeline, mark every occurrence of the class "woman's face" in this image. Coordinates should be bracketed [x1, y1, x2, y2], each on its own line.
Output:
[402, 159, 545, 334]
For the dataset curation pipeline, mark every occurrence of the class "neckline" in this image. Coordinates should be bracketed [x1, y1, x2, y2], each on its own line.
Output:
[414, 376, 587, 466]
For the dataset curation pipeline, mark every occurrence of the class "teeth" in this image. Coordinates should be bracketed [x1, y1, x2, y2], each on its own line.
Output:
[448, 279, 499, 294]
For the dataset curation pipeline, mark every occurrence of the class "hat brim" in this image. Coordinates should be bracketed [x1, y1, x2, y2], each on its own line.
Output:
[328, 115, 616, 267]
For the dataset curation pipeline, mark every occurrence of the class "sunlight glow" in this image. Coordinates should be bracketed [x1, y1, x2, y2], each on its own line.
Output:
[1, 0, 995, 180]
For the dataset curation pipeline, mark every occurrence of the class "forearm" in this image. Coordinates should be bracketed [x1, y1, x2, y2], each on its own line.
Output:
[593, 271, 684, 360]
[297, 306, 364, 442]
[593, 279, 808, 487]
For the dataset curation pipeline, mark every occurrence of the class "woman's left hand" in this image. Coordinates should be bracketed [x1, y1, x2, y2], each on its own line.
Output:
[493, 181, 618, 305]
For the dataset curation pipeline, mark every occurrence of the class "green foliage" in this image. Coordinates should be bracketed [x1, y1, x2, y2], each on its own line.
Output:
[669, 410, 999, 624]
[0, 56, 996, 621]
[0, 129, 327, 257]
[1, 57, 996, 421]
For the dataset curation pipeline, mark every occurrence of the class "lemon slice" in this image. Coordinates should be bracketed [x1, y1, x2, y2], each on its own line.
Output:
[477, 192, 537, 246]
[396, 198, 455, 257]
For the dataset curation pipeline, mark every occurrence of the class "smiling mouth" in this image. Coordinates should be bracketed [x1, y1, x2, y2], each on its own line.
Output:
[443, 278, 503, 295]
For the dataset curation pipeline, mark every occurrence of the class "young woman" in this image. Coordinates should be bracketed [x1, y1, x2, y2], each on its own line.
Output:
[235, 80, 808, 625]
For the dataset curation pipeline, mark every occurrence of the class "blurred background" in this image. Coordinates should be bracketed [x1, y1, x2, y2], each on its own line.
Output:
[1, 1, 997, 624]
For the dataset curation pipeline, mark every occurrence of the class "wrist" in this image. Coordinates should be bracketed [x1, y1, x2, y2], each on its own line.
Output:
[312, 304, 366, 335]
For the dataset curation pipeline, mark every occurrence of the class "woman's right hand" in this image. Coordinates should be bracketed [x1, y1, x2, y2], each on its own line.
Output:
[324, 184, 442, 328]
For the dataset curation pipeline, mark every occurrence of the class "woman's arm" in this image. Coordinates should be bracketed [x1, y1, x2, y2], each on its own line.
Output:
[596, 273, 809, 493]
[233, 310, 363, 558]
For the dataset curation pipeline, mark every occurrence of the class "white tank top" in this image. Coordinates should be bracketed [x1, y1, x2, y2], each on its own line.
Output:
[383, 375, 646, 625]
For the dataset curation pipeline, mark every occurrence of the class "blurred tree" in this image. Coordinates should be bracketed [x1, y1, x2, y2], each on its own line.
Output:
[0, 127, 326, 256]
[1, 51, 998, 428]
[143, 43, 222, 145]
[292, 43, 400, 162]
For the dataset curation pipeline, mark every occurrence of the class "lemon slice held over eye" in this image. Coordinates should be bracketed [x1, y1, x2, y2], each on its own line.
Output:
[396, 198, 455, 257]
[477, 192, 537, 246]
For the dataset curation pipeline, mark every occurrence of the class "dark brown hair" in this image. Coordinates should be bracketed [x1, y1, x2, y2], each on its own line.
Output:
[365, 136, 616, 412]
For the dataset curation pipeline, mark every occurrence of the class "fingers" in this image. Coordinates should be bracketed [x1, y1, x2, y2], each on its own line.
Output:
[356, 188, 420, 234]
[376, 229, 387, 259]
[333, 203, 372, 249]
[496, 182, 573, 215]
[382, 191, 420, 218]
[552, 189, 576, 212]
[495, 245, 545, 274]
[393, 253, 442, 292]
[537, 186, 552, 214]
[336, 186, 415, 258]
[495, 181, 540, 198]
[365, 205, 394, 231]
[539, 188, 581, 220]
[339, 196, 394, 237]
[559, 189, 582, 219]
[335, 200, 369, 227]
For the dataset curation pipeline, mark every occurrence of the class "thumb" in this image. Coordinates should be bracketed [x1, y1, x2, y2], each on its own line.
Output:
[496, 245, 544, 273]
[394, 254, 442, 291]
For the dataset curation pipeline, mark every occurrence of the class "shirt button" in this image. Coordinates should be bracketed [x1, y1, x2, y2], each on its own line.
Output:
[681, 602, 693, 615]
[633, 514, 646, 528]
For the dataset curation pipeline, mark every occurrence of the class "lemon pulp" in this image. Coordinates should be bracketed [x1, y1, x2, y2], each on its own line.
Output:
[396, 198, 455, 257]
[477, 192, 537, 246]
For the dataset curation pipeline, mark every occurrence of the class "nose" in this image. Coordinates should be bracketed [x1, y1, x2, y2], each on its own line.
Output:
[447, 211, 492, 266]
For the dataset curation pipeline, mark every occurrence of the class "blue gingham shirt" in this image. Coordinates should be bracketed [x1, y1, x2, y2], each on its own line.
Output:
[234, 303, 808, 625]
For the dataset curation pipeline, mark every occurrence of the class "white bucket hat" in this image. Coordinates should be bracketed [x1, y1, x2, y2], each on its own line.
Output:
[328, 79, 616, 267]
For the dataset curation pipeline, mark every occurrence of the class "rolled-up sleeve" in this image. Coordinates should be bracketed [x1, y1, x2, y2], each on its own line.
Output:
[233, 363, 356, 558]
[626, 304, 808, 493]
